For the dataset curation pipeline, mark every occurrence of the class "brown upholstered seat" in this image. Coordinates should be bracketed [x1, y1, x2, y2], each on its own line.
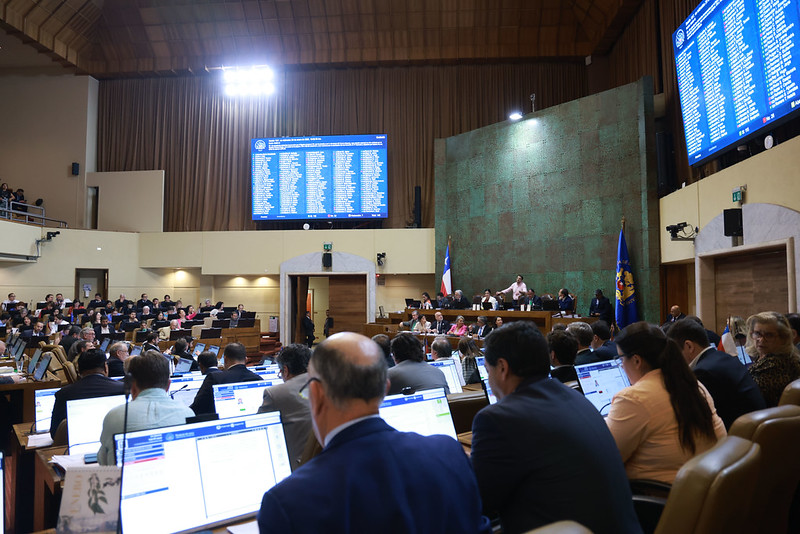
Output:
[728, 404, 800, 533]
[653, 435, 760, 534]
[779, 378, 800, 407]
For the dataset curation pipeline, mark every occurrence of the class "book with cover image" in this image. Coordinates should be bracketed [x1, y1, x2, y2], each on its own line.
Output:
[57, 465, 121, 534]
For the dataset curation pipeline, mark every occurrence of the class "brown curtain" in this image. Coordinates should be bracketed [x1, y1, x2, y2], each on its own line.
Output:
[97, 61, 587, 231]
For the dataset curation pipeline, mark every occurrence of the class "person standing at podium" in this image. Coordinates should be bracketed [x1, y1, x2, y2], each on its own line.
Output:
[497, 275, 527, 307]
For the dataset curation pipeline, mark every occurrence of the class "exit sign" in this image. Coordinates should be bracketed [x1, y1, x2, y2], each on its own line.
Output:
[732, 190, 742, 202]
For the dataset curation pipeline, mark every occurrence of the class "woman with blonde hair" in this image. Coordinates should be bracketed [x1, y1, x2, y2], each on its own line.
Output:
[746, 311, 800, 406]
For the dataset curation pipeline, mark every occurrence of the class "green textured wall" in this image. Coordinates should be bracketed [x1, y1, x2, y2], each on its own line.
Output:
[434, 78, 660, 323]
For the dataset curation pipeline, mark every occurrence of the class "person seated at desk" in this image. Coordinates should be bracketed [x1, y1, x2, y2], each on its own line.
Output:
[17, 315, 33, 334]
[47, 312, 69, 335]
[190, 343, 262, 415]
[496, 275, 527, 306]
[121, 311, 139, 327]
[151, 297, 162, 311]
[371, 334, 395, 369]
[458, 337, 482, 384]
[387, 333, 449, 395]
[481, 289, 497, 310]
[436, 291, 450, 309]
[432, 336, 465, 387]
[50, 348, 125, 439]
[107, 342, 130, 378]
[199, 298, 214, 313]
[98, 351, 195, 465]
[22, 320, 46, 339]
[161, 295, 176, 310]
[142, 331, 161, 353]
[590, 321, 618, 362]
[114, 294, 132, 311]
[519, 289, 542, 309]
[87, 293, 107, 310]
[589, 289, 613, 323]
[451, 290, 470, 310]
[447, 315, 468, 336]
[94, 315, 116, 337]
[420, 291, 434, 309]
[197, 351, 220, 375]
[1, 292, 20, 312]
[185, 305, 197, 321]
[474, 316, 492, 338]
[413, 314, 430, 333]
[494, 316, 504, 329]
[59, 325, 81, 354]
[557, 288, 574, 314]
[547, 330, 578, 384]
[606, 322, 726, 484]
[398, 309, 420, 331]
[258, 344, 312, 471]
[567, 322, 597, 365]
[139, 305, 152, 319]
[430, 311, 450, 334]
[258, 332, 490, 534]
[67, 339, 92, 363]
[158, 319, 180, 341]
[745, 311, 800, 407]
[136, 293, 153, 310]
[470, 321, 640, 534]
[169, 338, 198, 371]
[228, 310, 240, 328]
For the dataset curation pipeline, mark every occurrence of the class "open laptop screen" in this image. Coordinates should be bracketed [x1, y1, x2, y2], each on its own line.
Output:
[66, 395, 127, 455]
[212, 379, 283, 419]
[34, 387, 61, 433]
[575, 360, 631, 416]
[27, 348, 42, 375]
[379, 388, 457, 439]
[115, 412, 291, 534]
[33, 353, 52, 381]
[481, 379, 497, 405]
[475, 356, 489, 381]
[428, 359, 463, 393]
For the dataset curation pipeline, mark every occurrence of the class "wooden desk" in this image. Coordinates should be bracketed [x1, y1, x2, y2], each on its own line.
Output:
[33, 446, 67, 532]
[6, 423, 40, 533]
[395, 308, 597, 333]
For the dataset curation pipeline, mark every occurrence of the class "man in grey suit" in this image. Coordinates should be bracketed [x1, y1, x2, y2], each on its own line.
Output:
[387, 333, 449, 395]
[258, 343, 312, 471]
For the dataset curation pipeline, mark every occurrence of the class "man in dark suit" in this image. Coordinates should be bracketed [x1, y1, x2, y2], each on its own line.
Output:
[546, 329, 579, 384]
[93, 315, 116, 338]
[667, 319, 766, 429]
[590, 321, 617, 361]
[197, 351, 221, 375]
[302, 311, 315, 347]
[114, 294, 132, 311]
[662, 305, 686, 326]
[59, 325, 82, 355]
[190, 343, 262, 415]
[475, 316, 492, 338]
[431, 311, 451, 334]
[49, 348, 125, 438]
[136, 293, 153, 310]
[106, 342, 130, 377]
[567, 322, 597, 366]
[589, 289, 613, 324]
[387, 333, 449, 395]
[257, 332, 491, 533]
[471, 321, 641, 534]
[519, 289, 542, 309]
[451, 289, 471, 310]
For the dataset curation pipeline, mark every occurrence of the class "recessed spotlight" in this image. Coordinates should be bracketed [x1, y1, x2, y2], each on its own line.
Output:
[509, 111, 523, 121]
[96, 247, 102, 251]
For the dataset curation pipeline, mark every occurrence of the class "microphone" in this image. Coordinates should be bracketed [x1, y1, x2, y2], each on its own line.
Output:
[170, 384, 188, 399]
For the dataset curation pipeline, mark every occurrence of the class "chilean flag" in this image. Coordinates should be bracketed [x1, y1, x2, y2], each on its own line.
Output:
[441, 241, 452, 297]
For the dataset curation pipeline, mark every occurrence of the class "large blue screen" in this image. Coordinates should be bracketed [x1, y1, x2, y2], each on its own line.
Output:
[251, 134, 388, 220]
[673, 0, 800, 166]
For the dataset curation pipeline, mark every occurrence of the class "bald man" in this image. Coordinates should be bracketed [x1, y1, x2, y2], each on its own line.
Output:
[257, 332, 490, 534]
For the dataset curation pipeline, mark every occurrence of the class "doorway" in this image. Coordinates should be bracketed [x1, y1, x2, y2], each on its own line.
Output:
[288, 274, 367, 345]
[74, 268, 108, 303]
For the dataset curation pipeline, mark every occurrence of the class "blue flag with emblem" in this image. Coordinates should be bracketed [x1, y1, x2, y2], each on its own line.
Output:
[615, 229, 638, 329]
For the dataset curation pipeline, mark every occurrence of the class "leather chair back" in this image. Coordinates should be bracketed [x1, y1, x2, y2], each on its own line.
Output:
[779, 378, 800, 407]
[654, 436, 760, 534]
[62, 360, 78, 383]
[728, 404, 800, 533]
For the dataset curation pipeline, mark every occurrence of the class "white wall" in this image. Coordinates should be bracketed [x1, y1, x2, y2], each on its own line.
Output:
[86, 171, 165, 232]
[0, 74, 98, 228]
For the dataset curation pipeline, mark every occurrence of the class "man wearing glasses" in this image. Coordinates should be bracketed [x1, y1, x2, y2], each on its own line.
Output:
[258, 343, 312, 471]
[257, 332, 491, 534]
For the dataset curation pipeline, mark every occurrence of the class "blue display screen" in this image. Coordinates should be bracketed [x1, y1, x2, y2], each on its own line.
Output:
[251, 134, 388, 220]
[673, 0, 800, 166]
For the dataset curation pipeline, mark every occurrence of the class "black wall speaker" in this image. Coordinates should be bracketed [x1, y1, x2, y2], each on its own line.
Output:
[71, 162, 80, 176]
[723, 208, 743, 237]
[322, 252, 332, 268]
[655, 131, 676, 196]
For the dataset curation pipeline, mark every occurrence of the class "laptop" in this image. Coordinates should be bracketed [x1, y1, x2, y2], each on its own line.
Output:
[212, 379, 283, 419]
[98, 337, 111, 353]
[174, 358, 195, 374]
[130, 345, 143, 357]
[27, 349, 43, 375]
[404, 298, 422, 309]
[428, 359, 463, 393]
[192, 342, 206, 356]
[476, 356, 489, 381]
[32, 353, 52, 381]
[379, 388, 457, 439]
[207, 345, 220, 357]
[237, 318, 255, 328]
[114, 412, 292, 534]
[168, 374, 208, 407]
[481, 378, 497, 405]
[66, 395, 127, 456]
[253, 365, 282, 381]
[575, 360, 631, 416]
[34, 387, 61, 433]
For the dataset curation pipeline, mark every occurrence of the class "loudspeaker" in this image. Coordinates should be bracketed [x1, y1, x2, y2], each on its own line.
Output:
[71, 162, 80, 176]
[322, 252, 332, 268]
[413, 186, 421, 228]
[655, 131, 676, 196]
[723, 208, 743, 237]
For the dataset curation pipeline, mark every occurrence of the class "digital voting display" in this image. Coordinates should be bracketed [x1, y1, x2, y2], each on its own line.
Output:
[673, 0, 800, 166]
[251, 134, 388, 220]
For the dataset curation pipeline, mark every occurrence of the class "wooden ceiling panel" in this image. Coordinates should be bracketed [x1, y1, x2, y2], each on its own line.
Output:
[0, 0, 644, 76]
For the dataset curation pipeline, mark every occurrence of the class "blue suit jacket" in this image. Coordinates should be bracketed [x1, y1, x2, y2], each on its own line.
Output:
[471, 377, 642, 534]
[693, 348, 765, 428]
[258, 417, 491, 534]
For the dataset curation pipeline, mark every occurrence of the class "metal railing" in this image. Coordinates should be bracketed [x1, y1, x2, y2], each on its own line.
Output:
[0, 200, 68, 228]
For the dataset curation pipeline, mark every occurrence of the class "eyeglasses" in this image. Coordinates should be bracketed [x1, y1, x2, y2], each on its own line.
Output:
[751, 330, 777, 340]
[298, 377, 321, 399]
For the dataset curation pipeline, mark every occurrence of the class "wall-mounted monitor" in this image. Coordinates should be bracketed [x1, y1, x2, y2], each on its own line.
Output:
[673, 0, 800, 166]
[251, 134, 388, 220]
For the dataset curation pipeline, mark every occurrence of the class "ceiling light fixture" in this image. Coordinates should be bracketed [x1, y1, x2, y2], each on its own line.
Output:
[223, 66, 275, 97]
[509, 111, 523, 121]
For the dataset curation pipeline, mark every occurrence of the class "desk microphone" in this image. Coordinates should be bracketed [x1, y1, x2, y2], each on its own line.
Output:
[170, 384, 188, 399]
